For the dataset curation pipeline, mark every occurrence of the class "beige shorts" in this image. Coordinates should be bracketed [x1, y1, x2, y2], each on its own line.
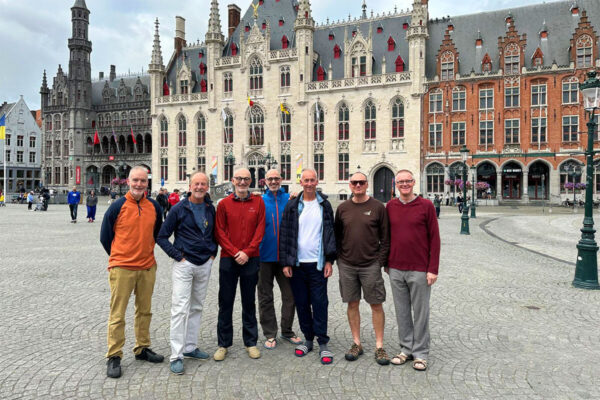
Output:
[337, 259, 386, 304]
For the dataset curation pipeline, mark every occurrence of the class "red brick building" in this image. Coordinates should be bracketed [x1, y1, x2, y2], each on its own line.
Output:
[422, 0, 600, 204]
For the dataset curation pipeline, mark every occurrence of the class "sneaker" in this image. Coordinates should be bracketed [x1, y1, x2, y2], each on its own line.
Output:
[135, 348, 164, 363]
[170, 359, 184, 375]
[246, 346, 261, 359]
[183, 348, 209, 359]
[344, 343, 364, 361]
[213, 347, 227, 361]
[106, 356, 121, 378]
[375, 347, 390, 366]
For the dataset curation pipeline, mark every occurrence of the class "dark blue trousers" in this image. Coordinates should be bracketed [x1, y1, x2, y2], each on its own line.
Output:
[289, 262, 329, 345]
[217, 257, 259, 347]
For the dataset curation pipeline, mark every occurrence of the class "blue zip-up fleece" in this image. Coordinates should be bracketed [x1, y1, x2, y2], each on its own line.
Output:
[279, 191, 336, 271]
[156, 195, 218, 266]
[259, 188, 290, 263]
[67, 191, 80, 205]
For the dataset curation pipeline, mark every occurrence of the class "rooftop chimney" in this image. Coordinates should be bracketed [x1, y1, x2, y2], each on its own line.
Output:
[175, 16, 186, 56]
[109, 65, 116, 82]
[228, 4, 241, 38]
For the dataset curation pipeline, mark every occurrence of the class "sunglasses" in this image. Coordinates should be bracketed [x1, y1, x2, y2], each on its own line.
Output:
[350, 180, 367, 186]
[266, 177, 281, 182]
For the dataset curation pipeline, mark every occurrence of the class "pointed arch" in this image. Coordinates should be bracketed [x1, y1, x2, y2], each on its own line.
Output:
[313, 102, 325, 142]
[337, 101, 350, 141]
[391, 97, 404, 138]
[387, 36, 395, 51]
[223, 108, 234, 144]
[395, 55, 405, 72]
[317, 65, 325, 81]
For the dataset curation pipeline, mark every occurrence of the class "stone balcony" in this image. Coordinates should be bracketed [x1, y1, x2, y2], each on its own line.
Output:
[156, 92, 208, 105]
[305, 72, 411, 93]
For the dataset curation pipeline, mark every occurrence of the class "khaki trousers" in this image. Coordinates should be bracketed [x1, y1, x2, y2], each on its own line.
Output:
[106, 265, 157, 358]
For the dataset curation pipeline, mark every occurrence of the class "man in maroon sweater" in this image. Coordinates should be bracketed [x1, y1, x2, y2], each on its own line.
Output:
[214, 168, 266, 361]
[386, 169, 440, 372]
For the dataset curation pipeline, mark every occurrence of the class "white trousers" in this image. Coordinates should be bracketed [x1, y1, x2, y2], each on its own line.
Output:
[170, 258, 213, 361]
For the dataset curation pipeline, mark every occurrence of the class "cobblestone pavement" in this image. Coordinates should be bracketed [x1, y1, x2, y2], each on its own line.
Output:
[1, 202, 599, 399]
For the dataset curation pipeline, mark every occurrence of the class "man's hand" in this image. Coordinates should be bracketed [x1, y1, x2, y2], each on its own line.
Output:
[427, 272, 438, 286]
[289, 191, 299, 199]
[384, 267, 389, 275]
[283, 266, 293, 278]
[180, 258, 186, 263]
[324, 262, 333, 278]
[234, 251, 249, 265]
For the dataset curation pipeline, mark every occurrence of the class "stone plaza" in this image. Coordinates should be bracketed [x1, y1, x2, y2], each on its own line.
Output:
[0, 202, 599, 399]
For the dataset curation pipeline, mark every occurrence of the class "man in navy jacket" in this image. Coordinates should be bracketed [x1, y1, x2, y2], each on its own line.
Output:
[157, 172, 218, 375]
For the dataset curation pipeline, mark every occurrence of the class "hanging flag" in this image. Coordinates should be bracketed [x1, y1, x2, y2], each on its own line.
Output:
[247, 96, 254, 107]
[295, 153, 303, 183]
[93, 130, 100, 145]
[280, 103, 289, 115]
[130, 126, 137, 144]
[0, 114, 5, 140]
[112, 128, 120, 153]
[211, 156, 218, 177]
[221, 108, 227, 122]
[315, 102, 320, 122]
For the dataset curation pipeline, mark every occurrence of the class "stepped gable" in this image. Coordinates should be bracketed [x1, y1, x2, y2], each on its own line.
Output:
[426, 0, 600, 78]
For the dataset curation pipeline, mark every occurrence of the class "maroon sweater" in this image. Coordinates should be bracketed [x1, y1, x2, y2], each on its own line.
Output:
[386, 196, 440, 275]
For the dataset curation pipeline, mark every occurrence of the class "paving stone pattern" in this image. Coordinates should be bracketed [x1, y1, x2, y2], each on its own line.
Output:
[0, 203, 599, 399]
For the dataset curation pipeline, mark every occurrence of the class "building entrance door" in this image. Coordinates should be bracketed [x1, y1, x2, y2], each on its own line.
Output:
[373, 167, 395, 203]
[502, 162, 522, 199]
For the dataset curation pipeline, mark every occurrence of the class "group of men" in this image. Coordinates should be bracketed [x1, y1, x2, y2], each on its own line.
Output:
[99, 165, 440, 378]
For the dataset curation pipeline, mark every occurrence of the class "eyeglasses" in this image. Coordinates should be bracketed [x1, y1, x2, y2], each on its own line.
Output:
[234, 177, 251, 182]
[350, 180, 367, 186]
[396, 180, 414, 185]
[266, 177, 281, 182]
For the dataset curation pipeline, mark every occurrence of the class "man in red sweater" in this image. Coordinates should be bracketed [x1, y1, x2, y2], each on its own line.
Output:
[214, 168, 266, 361]
[386, 169, 440, 372]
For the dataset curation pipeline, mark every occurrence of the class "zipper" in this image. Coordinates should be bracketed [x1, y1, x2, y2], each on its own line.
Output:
[275, 195, 280, 262]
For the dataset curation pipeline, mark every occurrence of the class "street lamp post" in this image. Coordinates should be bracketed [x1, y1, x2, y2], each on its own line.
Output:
[225, 151, 236, 182]
[573, 70, 600, 289]
[460, 145, 470, 235]
[470, 165, 477, 218]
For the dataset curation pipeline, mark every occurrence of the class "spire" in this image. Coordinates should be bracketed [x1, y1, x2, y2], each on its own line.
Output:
[42, 70, 48, 89]
[72, 0, 88, 9]
[362, 0, 367, 19]
[149, 18, 164, 71]
[206, 0, 224, 44]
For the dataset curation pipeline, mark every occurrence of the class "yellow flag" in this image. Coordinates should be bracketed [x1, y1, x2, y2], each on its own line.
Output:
[0, 114, 5, 140]
[0, 126, 5, 140]
[280, 103, 289, 115]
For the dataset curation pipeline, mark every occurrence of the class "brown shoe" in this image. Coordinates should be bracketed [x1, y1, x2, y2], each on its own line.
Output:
[374, 347, 390, 366]
[344, 343, 363, 361]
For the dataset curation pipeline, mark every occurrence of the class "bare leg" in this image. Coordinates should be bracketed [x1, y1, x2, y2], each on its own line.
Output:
[347, 300, 361, 345]
[371, 303, 384, 348]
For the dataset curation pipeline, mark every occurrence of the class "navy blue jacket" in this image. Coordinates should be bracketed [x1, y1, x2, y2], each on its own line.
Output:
[279, 192, 336, 271]
[259, 188, 290, 263]
[156, 195, 218, 266]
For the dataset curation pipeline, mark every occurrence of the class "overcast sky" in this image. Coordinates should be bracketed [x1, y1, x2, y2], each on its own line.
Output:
[1, 0, 546, 110]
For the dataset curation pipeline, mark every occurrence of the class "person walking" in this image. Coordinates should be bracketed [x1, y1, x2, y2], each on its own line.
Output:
[100, 166, 165, 379]
[433, 194, 441, 219]
[157, 172, 217, 375]
[444, 192, 450, 207]
[86, 190, 98, 222]
[386, 169, 440, 372]
[456, 194, 463, 213]
[258, 169, 302, 350]
[27, 191, 34, 210]
[280, 169, 337, 365]
[168, 189, 180, 211]
[156, 188, 169, 219]
[334, 172, 390, 365]
[214, 168, 266, 361]
[67, 186, 81, 223]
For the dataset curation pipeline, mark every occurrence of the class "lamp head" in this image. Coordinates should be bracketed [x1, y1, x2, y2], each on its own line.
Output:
[580, 70, 600, 111]
[459, 145, 470, 162]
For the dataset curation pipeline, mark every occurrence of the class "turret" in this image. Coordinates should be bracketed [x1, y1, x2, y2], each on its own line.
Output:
[407, 0, 428, 95]
[149, 18, 165, 112]
[40, 70, 49, 110]
[294, 0, 315, 102]
[205, 0, 224, 110]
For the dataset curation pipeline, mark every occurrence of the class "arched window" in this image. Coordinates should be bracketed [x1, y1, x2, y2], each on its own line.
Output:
[560, 160, 583, 193]
[338, 103, 349, 140]
[441, 51, 454, 80]
[197, 114, 206, 146]
[426, 163, 445, 193]
[86, 137, 93, 155]
[387, 36, 395, 51]
[504, 43, 520, 74]
[281, 35, 289, 49]
[280, 66, 290, 88]
[160, 118, 168, 148]
[280, 107, 291, 142]
[249, 106, 264, 146]
[313, 103, 324, 142]
[178, 116, 186, 147]
[395, 55, 405, 72]
[333, 44, 341, 59]
[223, 110, 233, 144]
[364, 100, 376, 140]
[392, 98, 404, 138]
[317, 66, 325, 81]
[98, 114, 104, 128]
[121, 112, 128, 126]
[102, 136, 109, 154]
[576, 35, 593, 68]
[223, 72, 233, 93]
[144, 134, 152, 153]
[136, 135, 143, 153]
[249, 57, 263, 90]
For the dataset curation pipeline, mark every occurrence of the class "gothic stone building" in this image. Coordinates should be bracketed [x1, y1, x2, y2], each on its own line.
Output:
[150, 0, 427, 202]
[40, 0, 153, 193]
[422, 0, 600, 204]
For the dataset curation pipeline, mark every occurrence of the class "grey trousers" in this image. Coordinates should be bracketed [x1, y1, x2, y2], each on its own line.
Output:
[257, 262, 296, 339]
[389, 269, 431, 360]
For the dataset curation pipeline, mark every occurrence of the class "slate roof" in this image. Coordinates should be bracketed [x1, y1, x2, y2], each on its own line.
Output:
[91, 75, 150, 105]
[165, 47, 208, 93]
[0, 103, 16, 117]
[425, 0, 600, 78]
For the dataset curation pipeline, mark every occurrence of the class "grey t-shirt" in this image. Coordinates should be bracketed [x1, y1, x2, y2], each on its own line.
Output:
[190, 202, 207, 233]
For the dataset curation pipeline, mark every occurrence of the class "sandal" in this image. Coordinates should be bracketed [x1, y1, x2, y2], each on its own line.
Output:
[413, 358, 427, 371]
[320, 350, 334, 365]
[295, 344, 312, 357]
[391, 353, 412, 365]
[280, 335, 303, 345]
[263, 338, 277, 349]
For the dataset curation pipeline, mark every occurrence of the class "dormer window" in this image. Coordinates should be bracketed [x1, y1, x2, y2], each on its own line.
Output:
[180, 79, 189, 94]
[540, 30, 548, 39]
[199, 62, 206, 75]
[352, 30, 357, 37]
[198, 51, 204, 58]
[281, 35, 289, 49]
[377, 26, 383, 34]
[482, 53, 492, 72]
[476, 38, 483, 47]
[329, 33, 334, 41]
[259, 0, 263, 4]
[333, 44, 341, 59]
[532, 48, 544, 67]
[317, 66, 325, 82]
[571, 5, 579, 15]
[403, 23, 408, 30]
[279, 18, 284, 26]
[448, 23, 454, 32]
[395, 55, 405, 72]
[245, 25, 250, 32]
[387, 36, 395, 51]
[231, 42, 238, 56]
[200, 79, 207, 93]
[262, 21, 266, 30]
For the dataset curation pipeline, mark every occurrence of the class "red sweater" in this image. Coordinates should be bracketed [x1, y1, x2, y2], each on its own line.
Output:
[386, 196, 440, 275]
[215, 193, 266, 258]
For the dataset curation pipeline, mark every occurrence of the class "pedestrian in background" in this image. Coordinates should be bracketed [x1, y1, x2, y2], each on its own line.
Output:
[100, 166, 164, 379]
[156, 188, 169, 219]
[27, 191, 34, 210]
[433, 194, 441, 218]
[386, 169, 440, 372]
[86, 190, 98, 222]
[68, 186, 81, 223]
[168, 189, 180, 211]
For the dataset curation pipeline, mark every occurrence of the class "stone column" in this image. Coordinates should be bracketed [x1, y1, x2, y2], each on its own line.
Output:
[522, 168, 529, 203]
[496, 171, 502, 201]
